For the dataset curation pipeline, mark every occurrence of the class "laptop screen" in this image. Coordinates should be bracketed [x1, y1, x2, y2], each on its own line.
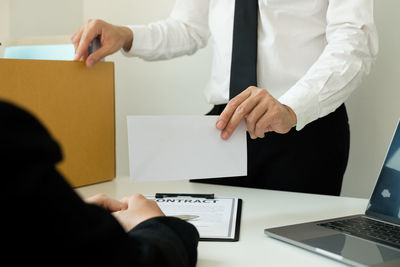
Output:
[366, 120, 400, 224]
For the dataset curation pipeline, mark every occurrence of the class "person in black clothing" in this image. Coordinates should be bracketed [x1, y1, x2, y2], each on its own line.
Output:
[0, 100, 199, 266]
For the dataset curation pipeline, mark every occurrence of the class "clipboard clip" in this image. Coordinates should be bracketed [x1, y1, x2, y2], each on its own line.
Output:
[155, 193, 215, 199]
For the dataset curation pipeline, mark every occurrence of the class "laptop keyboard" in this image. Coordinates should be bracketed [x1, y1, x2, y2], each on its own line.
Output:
[319, 217, 400, 249]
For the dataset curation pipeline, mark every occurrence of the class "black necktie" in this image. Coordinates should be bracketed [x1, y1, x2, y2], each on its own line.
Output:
[229, 0, 259, 99]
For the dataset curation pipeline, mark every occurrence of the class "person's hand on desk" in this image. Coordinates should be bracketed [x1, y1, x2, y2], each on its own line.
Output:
[112, 194, 165, 232]
[71, 19, 133, 67]
[86, 193, 165, 231]
[216, 86, 297, 140]
[85, 193, 128, 212]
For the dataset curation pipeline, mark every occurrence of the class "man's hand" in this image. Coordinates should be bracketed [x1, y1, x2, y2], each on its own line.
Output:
[112, 194, 165, 232]
[216, 86, 297, 140]
[71, 19, 133, 67]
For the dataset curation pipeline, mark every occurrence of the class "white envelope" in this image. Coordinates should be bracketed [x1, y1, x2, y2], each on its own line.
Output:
[127, 115, 247, 182]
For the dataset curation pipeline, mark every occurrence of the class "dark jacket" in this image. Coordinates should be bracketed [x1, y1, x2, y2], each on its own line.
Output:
[0, 100, 199, 266]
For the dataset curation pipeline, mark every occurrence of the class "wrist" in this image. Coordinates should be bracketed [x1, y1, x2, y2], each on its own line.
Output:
[119, 26, 134, 52]
[284, 105, 297, 127]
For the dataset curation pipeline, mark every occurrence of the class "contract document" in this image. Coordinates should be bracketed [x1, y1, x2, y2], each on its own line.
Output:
[148, 195, 242, 241]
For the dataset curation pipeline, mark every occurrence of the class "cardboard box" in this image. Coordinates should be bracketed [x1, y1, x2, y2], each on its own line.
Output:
[0, 58, 115, 187]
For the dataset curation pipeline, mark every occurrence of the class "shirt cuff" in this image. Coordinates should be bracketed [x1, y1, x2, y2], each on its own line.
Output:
[120, 25, 149, 57]
[278, 82, 320, 131]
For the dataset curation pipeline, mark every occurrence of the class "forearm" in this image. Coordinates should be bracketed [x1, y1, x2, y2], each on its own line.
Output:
[279, 0, 378, 130]
[122, 0, 210, 61]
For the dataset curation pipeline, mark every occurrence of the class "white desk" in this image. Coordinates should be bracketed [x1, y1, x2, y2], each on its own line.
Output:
[76, 176, 368, 267]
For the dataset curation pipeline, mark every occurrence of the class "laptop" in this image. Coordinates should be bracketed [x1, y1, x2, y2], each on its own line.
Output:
[264, 120, 400, 267]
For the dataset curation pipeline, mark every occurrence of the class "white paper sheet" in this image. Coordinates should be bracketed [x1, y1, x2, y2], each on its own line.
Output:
[127, 115, 247, 182]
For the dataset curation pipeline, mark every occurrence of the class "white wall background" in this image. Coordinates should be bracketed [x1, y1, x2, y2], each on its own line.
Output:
[0, 0, 10, 56]
[1, 0, 399, 198]
[342, 0, 400, 197]
[8, 0, 83, 38]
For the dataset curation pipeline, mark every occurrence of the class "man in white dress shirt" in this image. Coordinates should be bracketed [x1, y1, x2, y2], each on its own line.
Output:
[72, 0, 378, 196]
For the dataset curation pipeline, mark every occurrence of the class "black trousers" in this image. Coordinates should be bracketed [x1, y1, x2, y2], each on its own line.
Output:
[191, 104, 350, 196]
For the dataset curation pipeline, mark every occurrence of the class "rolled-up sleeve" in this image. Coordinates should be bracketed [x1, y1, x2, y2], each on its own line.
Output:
[121, 0, 210, 61]
[279, 0, 378, 130]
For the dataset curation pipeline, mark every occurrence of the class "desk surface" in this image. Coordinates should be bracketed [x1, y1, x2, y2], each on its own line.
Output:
[76, 176, 368, 267]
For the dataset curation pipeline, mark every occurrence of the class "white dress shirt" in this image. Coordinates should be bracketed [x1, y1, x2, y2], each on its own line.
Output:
[123, 0, 378, 130]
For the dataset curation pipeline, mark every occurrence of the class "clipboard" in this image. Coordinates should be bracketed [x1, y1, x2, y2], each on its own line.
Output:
[150, 193, 242, 242]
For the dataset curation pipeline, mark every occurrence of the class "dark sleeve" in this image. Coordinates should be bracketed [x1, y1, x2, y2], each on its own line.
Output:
[128, 216, 199, 267]
[0, 100, 199, 266]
